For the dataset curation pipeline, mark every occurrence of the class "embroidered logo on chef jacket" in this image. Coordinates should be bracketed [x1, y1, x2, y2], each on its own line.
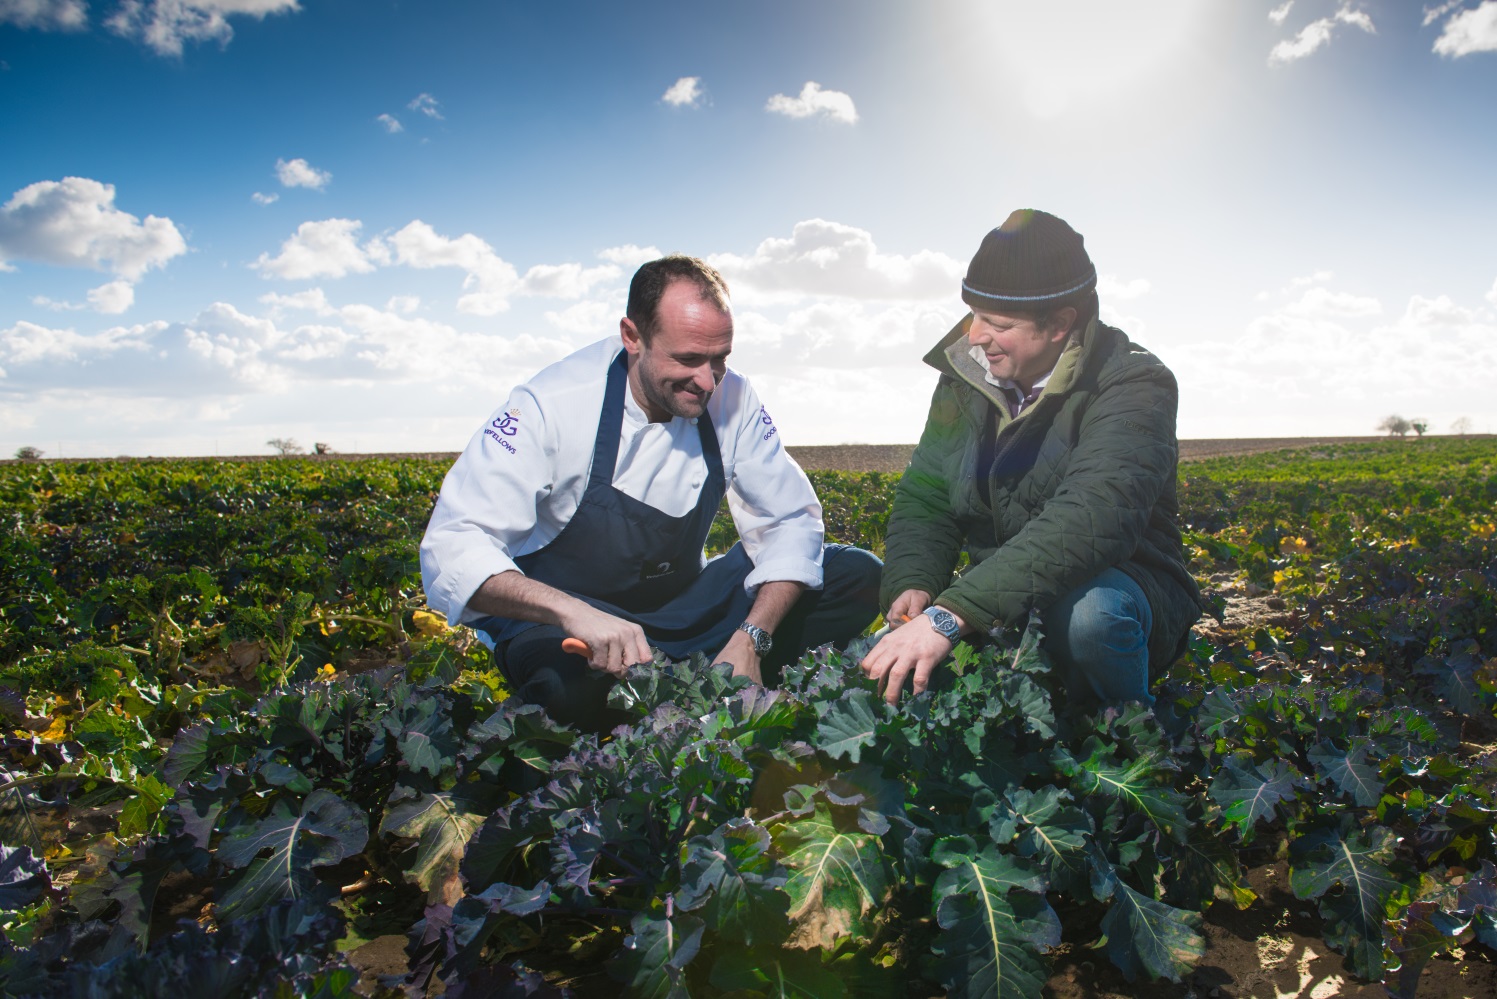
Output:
[758, 405, 778, 442]
[483, 409, 521, 454]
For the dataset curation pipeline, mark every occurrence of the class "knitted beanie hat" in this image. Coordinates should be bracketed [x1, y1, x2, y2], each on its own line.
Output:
[961, 209, 1096, 312]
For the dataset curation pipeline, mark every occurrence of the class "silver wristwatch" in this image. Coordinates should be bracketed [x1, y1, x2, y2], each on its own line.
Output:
[738, 621, 773, 655]
[923, 606, 962, 643]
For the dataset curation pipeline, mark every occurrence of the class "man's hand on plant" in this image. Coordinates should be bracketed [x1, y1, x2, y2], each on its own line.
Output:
[861, 604, 965, 705]
[711, 628, 764, 685]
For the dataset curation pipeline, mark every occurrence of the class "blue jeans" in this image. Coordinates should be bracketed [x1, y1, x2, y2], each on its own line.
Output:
[1041, 567, 1154, 706]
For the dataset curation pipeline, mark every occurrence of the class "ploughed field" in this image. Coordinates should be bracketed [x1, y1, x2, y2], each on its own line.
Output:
[0, 438, 1494, 998]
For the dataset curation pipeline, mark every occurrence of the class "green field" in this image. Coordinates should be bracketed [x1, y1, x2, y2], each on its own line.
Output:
[0, 439, 1494, 997]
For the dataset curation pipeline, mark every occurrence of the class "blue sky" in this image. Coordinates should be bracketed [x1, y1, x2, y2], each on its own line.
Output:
[3, 0, 1496, 457]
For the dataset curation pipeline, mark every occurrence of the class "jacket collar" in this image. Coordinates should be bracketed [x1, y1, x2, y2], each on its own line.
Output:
[923, 313, 1100, 413]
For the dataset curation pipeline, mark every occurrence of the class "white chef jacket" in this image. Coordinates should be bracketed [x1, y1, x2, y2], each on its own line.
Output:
[420, 337, 826, 636]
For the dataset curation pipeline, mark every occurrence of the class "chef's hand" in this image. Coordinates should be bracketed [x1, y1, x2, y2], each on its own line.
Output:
[886, 589, 932, 627]
[861, 606, 963, 705]
[712, 629, 763, 686]
[558, 605, 651, 677]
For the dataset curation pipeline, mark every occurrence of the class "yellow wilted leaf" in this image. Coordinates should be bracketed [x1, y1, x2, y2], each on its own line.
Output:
[411, 610, 451, 639]
[37, 715, 68, 743]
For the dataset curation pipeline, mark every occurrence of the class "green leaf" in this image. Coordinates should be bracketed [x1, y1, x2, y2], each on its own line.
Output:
[814, 689, 883, 763]
[1096, 880, 1205, 983]
[1207, 755, 1309, 842]
[1289, 823, 1403, 980]
[1057, 749, 1189, 843]
[677, 819, 791, 947]
[117, 773, 174, 839]
[1307, 738, 1383, 808]
[380, 787, 491, 901]
[771, 799, 889, 948]
[215, 789, 369, 920]
[609, 911, 704, 999]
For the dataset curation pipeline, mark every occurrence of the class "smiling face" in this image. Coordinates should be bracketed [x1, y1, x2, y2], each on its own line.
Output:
[965, 306, 1075, 393]
[620, 278, 733, 422]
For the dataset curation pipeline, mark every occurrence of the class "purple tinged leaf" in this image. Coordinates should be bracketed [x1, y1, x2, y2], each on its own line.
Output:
[0, 843, 50, 909]
[609, 911, 704, 999]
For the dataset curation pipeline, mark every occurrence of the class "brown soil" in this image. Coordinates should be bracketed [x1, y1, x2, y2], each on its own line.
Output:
[7, 435, 1441, 470]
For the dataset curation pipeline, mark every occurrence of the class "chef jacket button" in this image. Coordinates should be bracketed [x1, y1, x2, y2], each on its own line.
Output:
[691, 480, 701, 488]
[689, 418, 698, 425]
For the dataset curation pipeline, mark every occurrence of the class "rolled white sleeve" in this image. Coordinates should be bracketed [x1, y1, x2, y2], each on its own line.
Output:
[419, 384, 555, 626]
[718, 377, 826, 594]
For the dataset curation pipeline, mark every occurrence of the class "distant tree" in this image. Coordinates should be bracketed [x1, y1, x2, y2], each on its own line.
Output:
[1451, 416, 1473, 436]
[266, 437, 305, 455]
[1409, 418, 1429, 438]
[1377, 415, 1412, 438]
[314, 442, 333, 455]
[14, 446, 43, 461]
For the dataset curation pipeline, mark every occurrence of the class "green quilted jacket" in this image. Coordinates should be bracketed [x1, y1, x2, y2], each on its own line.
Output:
[880, 314, 1210, 674]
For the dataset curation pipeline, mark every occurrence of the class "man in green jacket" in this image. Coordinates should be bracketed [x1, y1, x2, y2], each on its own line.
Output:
[863, 209, 1209, 706]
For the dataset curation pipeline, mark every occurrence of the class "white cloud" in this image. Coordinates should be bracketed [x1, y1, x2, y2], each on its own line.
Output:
[87, 280, 135, 314]
[1402, 294, 1477, 327]
[1288, 269, 1334, 288]
[384, 220, 518, 315]
[765, 82, 858, 124]
[0, 319, 159, 367]
[0, 177, 186, 280]
[275, 156, 330, 190]
[544, 300, 615, 335]
[386, 294, 419, 314]
[408, 93, 443, 119]
[105, 0, 300, 57]
[1268, 1, 1294, 25]
[252, 218, 379, 280]
[598, 244, 662, 269]
[1097, 274, 1151, 300]
[709, 219, 962, 303]
[1269, 5, 1375, 64]
[1424, 1, 1464, 27]
[1488, 275, 1497, 307]
[0, 0, 87, 30]
[1433, 1, 1497, 56]
[251, 191, 278, 205]
[1284, 286, 1382, 318]
[661, 76, 703, 108]
[518, 262, 620, 298]
[376, 113, 403, 133]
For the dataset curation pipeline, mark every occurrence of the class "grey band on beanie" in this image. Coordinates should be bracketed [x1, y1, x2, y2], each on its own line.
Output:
[961, 209, 1096, 311]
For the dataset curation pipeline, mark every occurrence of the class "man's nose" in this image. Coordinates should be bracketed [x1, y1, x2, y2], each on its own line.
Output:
[691, 365, 716, 393]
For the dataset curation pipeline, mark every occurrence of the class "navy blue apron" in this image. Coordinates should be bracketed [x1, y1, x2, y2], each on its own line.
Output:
[475, 350, 754, 658]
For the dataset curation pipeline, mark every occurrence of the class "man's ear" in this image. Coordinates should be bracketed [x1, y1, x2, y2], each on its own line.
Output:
[620, 317, 644, 356]
[1046, 307, 1078, 342]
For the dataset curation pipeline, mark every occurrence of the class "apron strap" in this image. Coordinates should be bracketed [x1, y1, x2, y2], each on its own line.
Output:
[587, 351, 630, 490]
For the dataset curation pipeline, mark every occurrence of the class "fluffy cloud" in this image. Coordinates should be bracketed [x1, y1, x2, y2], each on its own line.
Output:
[1283, 286, 1382, 318]
[376, 113, 403, 133]
[275, 157, 330, 190]
[0, 0, 87, 30]
[408, 93, 443, 120]
[252, 219, 381, 280]
[106, 0, 301, 57]
[251, 191, 278, 205]
[709, 219, 962, 303]
[1433, 1, 1497, 56]
[1, 319, 160, 367]
[1268, 1, 1294, 25]
[598, 244, 662, 270]
[0, 177, 186, 280]
[661, 76, 703, 108]
[383, 221, 518, 315]
[1269, 5, 1375, 64]
[765, 82, 858, 124]
[87, 280, 136, 314]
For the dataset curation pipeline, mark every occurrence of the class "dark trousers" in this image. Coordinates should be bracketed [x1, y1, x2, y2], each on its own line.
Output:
[495, 544, 883, 731]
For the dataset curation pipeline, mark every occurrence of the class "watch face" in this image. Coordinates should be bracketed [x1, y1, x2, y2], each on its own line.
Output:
[926, 607, 959, 640]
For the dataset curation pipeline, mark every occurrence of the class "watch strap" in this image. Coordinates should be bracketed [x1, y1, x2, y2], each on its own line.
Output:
[923, 606, 962, 642]
[738, 621, 773, 655]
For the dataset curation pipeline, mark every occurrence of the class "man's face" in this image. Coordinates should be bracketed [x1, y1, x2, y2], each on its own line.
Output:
[965, 308, 1070, 390]
[622, 279, 733, 422]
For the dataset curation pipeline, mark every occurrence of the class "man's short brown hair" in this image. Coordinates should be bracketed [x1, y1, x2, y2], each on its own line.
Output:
[626, 255, 731, 343]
